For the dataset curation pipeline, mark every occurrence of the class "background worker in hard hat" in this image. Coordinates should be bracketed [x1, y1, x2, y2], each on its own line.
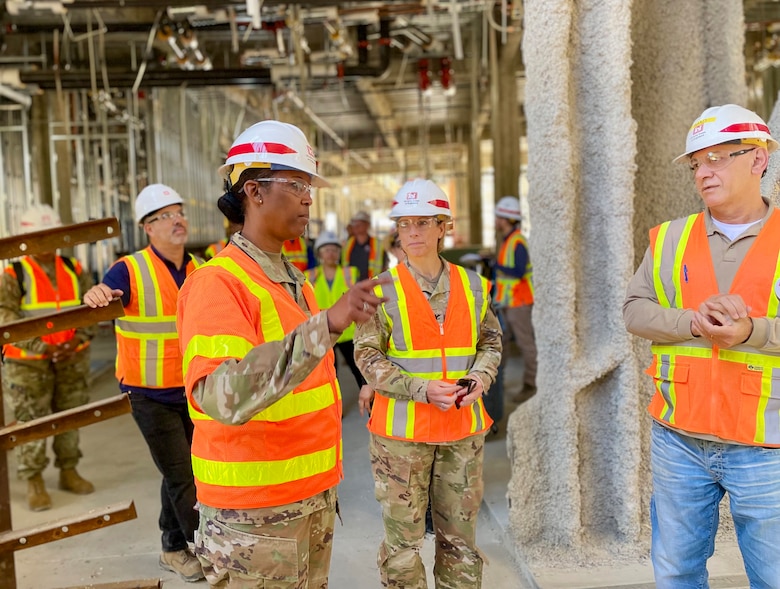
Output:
[176, 120, 388, 588]
[307, 230, 367, 391]
[354, 179, 502, 589]
[342, 210, 387, 280]
[204, 219, 243, 260]
[0, 204, 96, 512]
[83, 184, 204, 583]
[624, 104, 780, 587]
[494, 196, 538, 403]
[282, 233, 314, 271]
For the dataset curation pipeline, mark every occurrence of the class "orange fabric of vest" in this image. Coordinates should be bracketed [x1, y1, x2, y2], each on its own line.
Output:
[3, 256, 86, 360]
[368, 264, 492, 442]
[282, 237, 308, 271]
[647, 211, 780, 445]
[115, 247, 196, 388]
[179, 244, 343, 508]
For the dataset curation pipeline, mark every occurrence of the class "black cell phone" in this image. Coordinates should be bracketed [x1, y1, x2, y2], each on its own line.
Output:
[454, 378, 475, 408]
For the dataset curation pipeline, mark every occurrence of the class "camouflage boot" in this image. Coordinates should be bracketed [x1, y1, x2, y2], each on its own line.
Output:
[58, 468, 95, 494]
[27, 473, 52, 512]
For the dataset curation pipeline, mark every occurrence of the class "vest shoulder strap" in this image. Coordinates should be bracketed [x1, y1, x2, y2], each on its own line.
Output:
[12, 261, 24, 297]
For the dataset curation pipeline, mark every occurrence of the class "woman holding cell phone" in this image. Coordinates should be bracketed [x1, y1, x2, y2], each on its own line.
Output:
[353, 178, 503, 589]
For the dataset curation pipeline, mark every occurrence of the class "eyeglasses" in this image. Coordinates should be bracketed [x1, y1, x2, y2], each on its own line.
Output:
[253, 178, 313, 197]
[147, 210, 186, 223]
[396, 217, 440, 231]
[688, 147, 756, 172]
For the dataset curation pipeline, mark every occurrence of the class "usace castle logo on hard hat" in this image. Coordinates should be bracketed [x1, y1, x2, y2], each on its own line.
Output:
[404, 191, 419, 204]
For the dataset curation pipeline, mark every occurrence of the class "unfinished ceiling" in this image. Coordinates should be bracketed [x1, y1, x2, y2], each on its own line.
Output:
[0, 1, 523, 178]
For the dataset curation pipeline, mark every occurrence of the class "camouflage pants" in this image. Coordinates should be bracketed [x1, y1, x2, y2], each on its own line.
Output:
[369, 433, 486, 589]
[2, 350, 90, 478]
[195, 488, 336, 588]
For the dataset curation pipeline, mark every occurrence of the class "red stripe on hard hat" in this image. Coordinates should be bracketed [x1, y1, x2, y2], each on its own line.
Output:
[429, 199, 450, 209]
[228, 141, 297, 158]
[720, 123, 770, 134]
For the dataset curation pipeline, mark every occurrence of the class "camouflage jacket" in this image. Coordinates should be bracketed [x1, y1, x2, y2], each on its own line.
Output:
[0, 256, 96, 361]
[353, 257, 502, 404]
[188, 232, 340, 426]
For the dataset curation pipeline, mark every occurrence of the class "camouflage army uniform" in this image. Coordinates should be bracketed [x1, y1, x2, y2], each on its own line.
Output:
[187, 233, 341, 588]
[354, 258, 502, 589]
[0, 256, 95, 479]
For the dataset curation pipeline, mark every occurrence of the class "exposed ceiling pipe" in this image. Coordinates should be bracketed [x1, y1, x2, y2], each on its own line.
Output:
[285, 90, 371, 171]
[0, 83, 32, 108]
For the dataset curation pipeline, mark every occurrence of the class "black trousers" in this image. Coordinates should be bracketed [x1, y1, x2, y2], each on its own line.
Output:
[128, 392, 198, 552]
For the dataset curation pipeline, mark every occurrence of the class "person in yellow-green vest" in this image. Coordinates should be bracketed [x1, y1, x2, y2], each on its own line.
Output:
[0, 204, 96, 512]
[83, 184, 204, 583]
[307, 231, 366, 390]
[354, 179, 502, 589]
[494, 195, 537, 402]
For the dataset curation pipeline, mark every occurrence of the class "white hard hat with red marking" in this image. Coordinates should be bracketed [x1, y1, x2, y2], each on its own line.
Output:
[389, 179, 451, 220]
[135, 184, 184, 224]
[673, 104, 779, 163]
[219, 120, 329, 188]
[20, 204, 62, 234]
[495, 196, 522, 221]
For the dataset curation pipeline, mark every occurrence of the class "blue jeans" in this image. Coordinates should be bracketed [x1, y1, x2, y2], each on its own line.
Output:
[650, 421, 780, 588]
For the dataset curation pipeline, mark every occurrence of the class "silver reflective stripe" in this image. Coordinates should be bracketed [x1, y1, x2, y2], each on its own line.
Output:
[766, 368, 780, 444]
[129, 251, 159, 317]
[387, 354, 473, 374]
[382, 270, 407, 352]
[391, 399, 410, 438]
[463, 269, 486, 333]
[145, 339, 160, 388]
[658, 354, 675, 421]
[22, 271, 34, 307]
[472, 402, 483, 431]
[115, 318, 177, 334]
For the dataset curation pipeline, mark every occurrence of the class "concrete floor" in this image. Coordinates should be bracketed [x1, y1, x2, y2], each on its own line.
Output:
[4, 329, 750, 588]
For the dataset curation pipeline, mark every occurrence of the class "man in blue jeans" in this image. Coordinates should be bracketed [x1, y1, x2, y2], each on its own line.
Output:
[84, 184, 203, 583]
[624, 104, 780, 588]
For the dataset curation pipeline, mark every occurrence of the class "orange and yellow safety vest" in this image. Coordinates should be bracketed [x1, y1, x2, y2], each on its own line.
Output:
[342, 235, 384, 278]
[178, 243, 343, 509]
[367, 263, 492, 443]
[647, 211, 780, 446]
[282, 236, 309, 271]
[114, 247, 200, 388]
[495, 228, 534, 307]
[3, 256, 89, 360]
[204, 239, 227, 260]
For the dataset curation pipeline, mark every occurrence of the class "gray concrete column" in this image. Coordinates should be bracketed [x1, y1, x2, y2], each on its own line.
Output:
[506, 0, 747, 568]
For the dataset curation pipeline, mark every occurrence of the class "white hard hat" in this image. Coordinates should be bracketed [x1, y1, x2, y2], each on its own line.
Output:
[219, 120, 330, 188]
[314, 231, 341, 251]
[389, 179, 451, 220]
[135, 184, 184, 224]
[495, 196, 522, 221]
[19, 204, 62, 234]
[673, 104, 779, 163]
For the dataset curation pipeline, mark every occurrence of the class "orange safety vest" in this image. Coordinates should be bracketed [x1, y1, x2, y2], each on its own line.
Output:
[282, 236, 309, 271]
[367, 263, 492, 443]
[306, 265, 359, 343]
[178, 243, 343, 509]
[3, 256, 90, 360]
[342, 235, 384, 278]
[114, 247, 200, 388]
[204, 239, 227, 260]
[495, 228, 534, 307]
[647, 211, 780, 446]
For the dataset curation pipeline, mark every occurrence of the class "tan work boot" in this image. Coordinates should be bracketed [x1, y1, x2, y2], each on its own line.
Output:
[160, 549, 205, 582]
[27, 473, 52, 512]
[58, 468, 95, 495]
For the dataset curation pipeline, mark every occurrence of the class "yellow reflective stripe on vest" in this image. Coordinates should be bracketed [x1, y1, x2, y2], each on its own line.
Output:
[192, 446, 337, 487]
[183, 333, 255, 371]
[652, 215, 697, 308]
[189, 381, 340, 423]
[206, 257, 285, 341]
[19, 258, 80, 311]
[650, 344, 713, 424]
[672, 215, 697, 308]
[651, 222, 670, 307]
